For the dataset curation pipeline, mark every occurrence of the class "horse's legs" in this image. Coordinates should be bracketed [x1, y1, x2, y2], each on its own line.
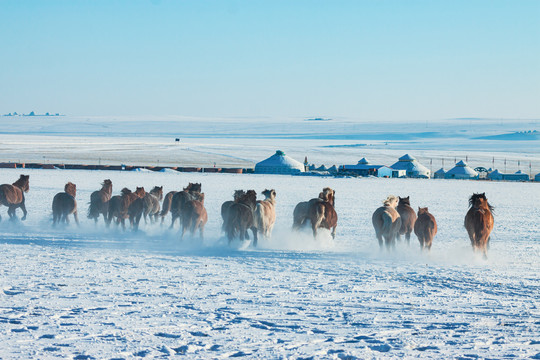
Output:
[74, 211, 80, 226]
[169, 215, 177, 229]
[331, 226, 337, 240]
[251, 227, 258, 247]
[376, 233, 383, 249]
[20, 202, 27, 221]
[405, 231, 411, 244]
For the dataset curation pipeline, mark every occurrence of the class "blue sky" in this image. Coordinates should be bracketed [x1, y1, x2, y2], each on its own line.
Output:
[1, 0, 539, 120]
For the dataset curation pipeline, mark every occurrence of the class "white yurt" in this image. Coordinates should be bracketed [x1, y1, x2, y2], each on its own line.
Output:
[434, 168, 446, 179]
[390, 154, 431, 178]
[255, 150, 305, 174]
[444, 160, 479, 180]
[535, 173, 540, 182]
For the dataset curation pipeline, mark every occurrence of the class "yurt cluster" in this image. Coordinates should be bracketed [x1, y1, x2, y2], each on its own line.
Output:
[255, 150, 540, 182]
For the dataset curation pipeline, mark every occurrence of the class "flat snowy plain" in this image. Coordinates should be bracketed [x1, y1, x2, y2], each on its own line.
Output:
[0, 116, 539, 359]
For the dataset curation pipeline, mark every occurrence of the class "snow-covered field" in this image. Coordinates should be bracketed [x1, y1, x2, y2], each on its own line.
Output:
[1, 167, 539, 359]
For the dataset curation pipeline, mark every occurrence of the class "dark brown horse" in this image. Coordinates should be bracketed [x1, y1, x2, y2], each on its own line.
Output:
[88, 179, 112, 224]
[107, 187, 146, 230]
[292, 188, 333, 231]
[372, 195, 401, 250]
[397, 196, 417, 243]
[169, 183, 202, 229]
[307, 187, 338, 239]
[160, 190, 177, 224]
[414, 207, 437, 250]
[180, 192, 208, 239]
[0, 174, 29, 222]
[464, 193, 494, 258]
[143, 186, 163, 223]
[224, 190, 258, 245]
[221, 190, 245, 232]
[254, 189, 277, 239]
[52, 182, 79, 226]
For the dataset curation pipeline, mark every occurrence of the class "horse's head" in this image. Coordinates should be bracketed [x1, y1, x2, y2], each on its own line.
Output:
[319, 187, 334, 202]
[399, 196, 410, 206]
[469, 192, 494, 213]
[417, 207, 429, 215]
[233, 190, 246, 202]
[64, 182, 77, 197]
[185, 183, 202, 193]
[135, 187, 146, 198]
[121, 187, 132, 196]
[151, 186, 164, 200]
[13, 174, 30, 192]
[383, 195, 398, 208]
[194, 192, 205, 204]
[262, 189, 276, 200]
[102, 179, 112, 187]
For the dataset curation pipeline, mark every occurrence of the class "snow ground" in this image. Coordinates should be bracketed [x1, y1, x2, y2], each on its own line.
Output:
[0, 168, 538, 359]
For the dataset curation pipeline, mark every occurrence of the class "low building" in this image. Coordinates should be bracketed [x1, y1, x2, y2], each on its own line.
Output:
[377, 166, 406, 178]
[444, 160, 479, 180]
[340, 158, 384, 176]
[488, 169, 530, 182]
[390, 154, 431, 178]
[535, 173, 540, 182]
[255, 150, 305, 174]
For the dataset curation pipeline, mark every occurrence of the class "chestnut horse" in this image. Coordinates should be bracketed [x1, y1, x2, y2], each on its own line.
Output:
[180, 192, 208, 239]
[224, 190, 258, 245]
[464, 193, 494, 258]
[160, 190, 177, 224]
[307, 187, 338, 239]
[293, 187, 333, 231]
[143, 186, 163, 223]
[0, 174, 29, 222]
[254, 189, 277, 239]
[414, 207, 437, 250]
[107, 187, 146, 230]
[52, 182, 79, 226]
[397, 196, 417, 243]
[169, 183, 202, 229]
[88, 179, 112, 224]
[372, 195, 401, 249]
[221, 190, 245, 232]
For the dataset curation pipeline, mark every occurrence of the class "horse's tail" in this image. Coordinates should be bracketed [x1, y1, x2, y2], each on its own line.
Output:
[381, 210, 393, 235]
[254, 202, 265, 233]
[87, 192, 100, 219]
[160, 192, 174, 217]
[224, 206, 239, 240]
[311, 202, 326, 233]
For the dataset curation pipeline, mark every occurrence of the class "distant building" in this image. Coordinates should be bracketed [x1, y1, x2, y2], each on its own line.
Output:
[444, 160, 479, 180]
[434, 168, 446, 179]
[255, 150, 305, 174]
[377, 166, 406, 178]
[340, 157, 384, 176]
[535, 173, 540, 182]
[390, 154, 431, 178]
[488, 169, 530, 182]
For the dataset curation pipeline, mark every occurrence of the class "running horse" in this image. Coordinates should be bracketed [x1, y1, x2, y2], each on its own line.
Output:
[396, 196, 417, 243]
[52, 182, 79, 226]
[372, 195, 401, 250]
[180, 192, 208, 239]
[0, 174, 29, 222]
[307, 187, 337, 239]
[464, 193, 494, 258]
[224, 190, 258, 245]
[254, 189, 277, 240]
[88, 179, 113, 224]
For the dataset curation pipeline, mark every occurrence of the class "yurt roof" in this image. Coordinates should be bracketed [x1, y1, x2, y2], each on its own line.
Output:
[399, 154, 416, 161]
[255, 150, 304, 170]
[446, 162, 478, 176]
[357, 158, 370, 165]
[434, 168, 446, 174]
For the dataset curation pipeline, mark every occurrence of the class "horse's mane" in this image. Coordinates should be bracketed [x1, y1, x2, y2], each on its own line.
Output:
[262, 189, 276, 200]
[13, 174, 29, 190]
[469, 193, 494, 213]
[239, 190, 257, 206]
[135, 187, 146, 197]
[233, 190, 246, 202]
[417, 207, 429, 215]
[121, 188, 132, 196]
[150, 186, 163, 197]
[184, 183, 202, 193]
[101, 179, 112, 188]
[64, 182, 76, 197]
[398, 196, 410, 206]
[383, 195, 398, 207]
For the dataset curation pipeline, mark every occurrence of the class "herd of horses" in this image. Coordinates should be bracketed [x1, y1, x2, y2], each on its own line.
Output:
[0, 174, 495, 257]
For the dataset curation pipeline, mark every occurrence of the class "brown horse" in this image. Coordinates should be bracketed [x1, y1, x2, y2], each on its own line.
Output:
[372, 195, 401, 250]
[88, 179, 112, 224]
[180, 192, 208, 239]
[107, 187, 146, 230]
[170, 183, 202, 229]
[0, 174, 29, 222]
[221, 190, 246, 232]
[52, 182, 79, 226]
[414, 207, 437, 250]
[397, 196, 417, 243]
[292, 188, 333, 231]
[160, 190, 177, 224]
[464, 193, 494, 258]
[254, 189, 277, 239]
[143, 186, 163, 223]
[307, 187, 338, 239]
[224, 190, 258, 245]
